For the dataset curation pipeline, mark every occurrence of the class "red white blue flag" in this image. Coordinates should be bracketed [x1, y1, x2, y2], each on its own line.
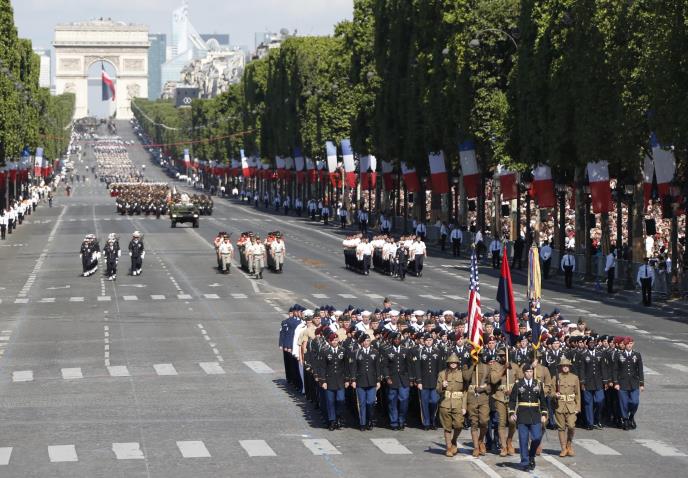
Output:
[101, 63, 116, 101]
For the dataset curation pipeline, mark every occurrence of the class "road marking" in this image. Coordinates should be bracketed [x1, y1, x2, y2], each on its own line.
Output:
[370, 438, 412, 455]
[14, 298, 29, 304]
[0, 447, 12, 465]
[239, 440, 276, 457]
[635, 439, 687, 456]
[98, 296, 111, 302]
[48, 444, 78, 462]
[243, 361, 274, 374]
[61, 368, 83, 380]
[69, 297, 84, 302]
[112, 442, 145, 460]
[419, 294, 442, 300]
[123, 295, 138, 301]
[151, 295, 165, 300]
[312, 293, 329, 299]
[666, 364, 688, 373]
[673, 343, 688, 350]
[366, 294, 385, 299]
[302, 439, 341, 455]
[607, 318, 620, 324]
[199, 362, 225, 374]
[574, 439, 621, 455]
[542, 455, 583, 477]
[231, 293, 248, 299]
[177, 294, 192, 300]
[338, 293, 357, 299]
[154, 363, 178, 376]
[644, 366, 660, 375]
[388, 294, 408, 300]
[579, 298, 596, 303]
[177, 441, 211, 458]
[203, 293, 219, 299]
[40, 297, 56, 303]
[12, 370, 33, 382]
[107, 366, 130, 377]
[445, 295, 464, 301]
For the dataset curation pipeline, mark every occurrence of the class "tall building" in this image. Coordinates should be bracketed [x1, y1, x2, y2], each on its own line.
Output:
[161, 1, 209, 90]
[33, 48, 52, 89]
[148, 33, 166, 99]
[200, 33, 230, 48]
[254, 32, 271, 50]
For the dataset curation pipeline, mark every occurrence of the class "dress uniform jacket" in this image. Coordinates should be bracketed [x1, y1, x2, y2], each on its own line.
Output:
[580, 349, 609, 390]
[316, 345, 348, 390]
[414, 347, 442, 388]
[545, 349, 563, 377]
[436, 369, 468, 410]
[533, 364, 553, 397]
[508, 379, 548, 425]
[443, 345, 473, 385]
[128, 239, 144, 258]
[555, 373, 581, 414]
[613, 350, 644, 390]
[490, 363, 523, 403]
[382, 345, 414, 388]
[349, 348, 381, 388]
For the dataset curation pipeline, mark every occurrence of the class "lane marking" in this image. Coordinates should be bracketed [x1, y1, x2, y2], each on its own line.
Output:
[112, 442, 145, 460]
[107, 366, 130, 377]
[203, 293, 219, 299]
[243, 361, 275, 374]
[12, 371, 33, 382]
[643, 366, 660, 375]
[239, 440, 276, 457]
[48, 444, 78, 462]
[177, 441, 211, 458]
[366, 294, 385, 299]
[123, 295, 138, 301]
[69, 297, 84, 302]
[40, 298, 56, 303]
[154, 363, 178, 376]
[97, 296, 111, 302]
[0, 447, 12, 465]
[666, 364, 688, 373]
[338, 293, 357, 299]
[574, 439, 621, 455]
[541, 455, 584, 478]
[151, 295, 165, 300]
[302, 439, 341, 455]
[634, 439, 687, 457]
[312, 293, 329, 299]
[177, 294, 192, 300]
[231, 293, 247, 299]
[369, 438, 412, 455]
[199, 362, 225, 374]
[61, 368, 83, 380]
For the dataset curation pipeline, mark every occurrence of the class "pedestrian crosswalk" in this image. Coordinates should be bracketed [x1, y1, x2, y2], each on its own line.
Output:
[2, 293, 244, 305]
[0, 436, 684, 466]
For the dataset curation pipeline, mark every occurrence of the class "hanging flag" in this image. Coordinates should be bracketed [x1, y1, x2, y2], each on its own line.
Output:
[325, 141, 338, 173]
[498, 165, 518, 201]
[643, 153, 654, 206]
[295, 148, 306, 184]
[650, 132, 676, 199]
[586, 160, 613, 213]
[428, 151, 449, 194]
[360, 155, 377, 189]
[341, 139, 357, 188]
[306, 157, 317, 182]
[183, 149, 191, 169]
[467, 249, 484, 361]
[532, 164, 556, 208]
[101, 63, 116, 101]
[527, 246, 543, 349]
[459, 140, 480, 199]
[230, 158, 240, 176]
[275, 156, 286, 179]
[497, 245, 519, 346]
[241, 150, 250, 177]
[401, 162, 420, 192]
[34, 148, 44, 177]
[381, 160, 394, 191]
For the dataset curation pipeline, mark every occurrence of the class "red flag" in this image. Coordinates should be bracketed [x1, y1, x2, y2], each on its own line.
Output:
[497, 245, 519, 343]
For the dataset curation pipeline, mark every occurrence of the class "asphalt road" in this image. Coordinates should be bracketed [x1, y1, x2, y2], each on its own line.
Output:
[0, 120, 687, 478]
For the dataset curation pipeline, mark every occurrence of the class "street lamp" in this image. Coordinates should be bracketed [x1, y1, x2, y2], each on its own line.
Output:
[452, 176, 460, 224]
[555, 182, 567, 256]
[468, 28, 519, 50]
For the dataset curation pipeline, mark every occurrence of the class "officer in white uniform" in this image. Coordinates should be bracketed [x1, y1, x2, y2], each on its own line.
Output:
[636, 258, 655, 306]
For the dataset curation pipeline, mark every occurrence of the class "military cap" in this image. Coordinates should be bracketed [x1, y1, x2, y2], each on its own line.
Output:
[521, 363, 534, 372]
[358, 333, 370, 344]
[558, 358, 572, 367]
[413, 310, 425, 317]
[443, 310, 455, 317]
[389, 310, 400, 317]
[303, 309, 314, 317]
[327, 332, 338, 342]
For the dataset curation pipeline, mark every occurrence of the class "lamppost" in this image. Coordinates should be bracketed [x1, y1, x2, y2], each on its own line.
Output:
[669, 183, 681, 293]
[420, 175, 428, 224]
[555, 182, 567, 257]
[452, 176, 460, 224]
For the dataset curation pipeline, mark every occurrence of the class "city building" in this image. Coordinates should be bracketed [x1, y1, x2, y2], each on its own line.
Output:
[161, 1, 209, 89]
[254, 29, 292, 60]
[33, 48, 52, 90]
[200, 33, 230, 48]
[180, 46, 245, 98]
[147, 33, 166, 100]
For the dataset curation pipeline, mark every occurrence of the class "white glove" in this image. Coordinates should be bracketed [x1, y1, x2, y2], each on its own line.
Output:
[79, 254, 82, 259]
[118, 250, 121, 257]
[129, 252, 132, 256]
[141, 252, 145, 259]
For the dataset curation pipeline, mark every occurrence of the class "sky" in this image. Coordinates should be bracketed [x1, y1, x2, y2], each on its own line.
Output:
[12, 0, 354, 50]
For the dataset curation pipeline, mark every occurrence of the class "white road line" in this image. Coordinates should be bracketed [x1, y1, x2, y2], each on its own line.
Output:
[107, 366, 130, 377]
[151, 295, 165, 300]
[123, 295, 138, 301]
[14, 298, 28, 304]
[366, 294, 385, 299]
[203, 293, 219, 299]
[666, 364, 688, 373]
[112, 442, 145, 460]
[369, 438, 412, 455]
[61, 368, 83, 380]
[312, 293, 329, 299]
[48, 444, 78, 462]
[12, 371, 33, 382]
[40, 298, 56, 303]
[0, 447, 12, 465]
[69, 297, 84, 302]
[199, 362, 225, 374]
[177, 294, 192, 300]
[444, 295, 464, 301]
[673, 343, 688, 350]
[302, 439, 341, 455]
[154, 363, 178, 376]
[243, 361, 274, 374]
[542, 455, 584, 478]
[98, 296, 111, 301]
[607, 318, 620, 324]
[574, 439, 621, 455]
[388, 294, 408, 300]
[419, 294, 442, 300]
[239, 440, 276, 457]
[644, 366, 660, 375]
[338, 294, 357, 299]
[177, 441, 211, 458]
[635, 439, 687, 457]
[231, 293, 247, 299]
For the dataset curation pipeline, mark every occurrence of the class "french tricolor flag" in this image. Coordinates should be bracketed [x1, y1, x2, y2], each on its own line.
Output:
[341, 139, 357, 188]
[325, 141, 338, 173]
[646, 133, 676, 202]
[241, 150, 250, 177]
[381, 160, 394, 191]
[586, 160, 613, 214]
[360, 155, 377, 189]
[459, 140, 480, 199]
[34, 148, 44, 177]
[401, 162, 420, 193]
[428, 151, 449, 194]
[532, 164, 556, 208]
[498, 165, 518, 201]
[101, 63, 116, 101]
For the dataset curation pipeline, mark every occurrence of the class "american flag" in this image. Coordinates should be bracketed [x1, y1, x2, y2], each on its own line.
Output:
[467, 248, 484, 361]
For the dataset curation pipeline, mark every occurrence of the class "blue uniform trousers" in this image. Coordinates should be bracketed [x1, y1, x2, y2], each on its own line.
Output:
[420, 388, 439, 426]
[517, 423, 543, 465]
[356, 386, 377, 426]
[387, 386, 410, 427]
[617, 388, 640, 419]
[324, 388, 346, 422]
[583, 389, 605, 425]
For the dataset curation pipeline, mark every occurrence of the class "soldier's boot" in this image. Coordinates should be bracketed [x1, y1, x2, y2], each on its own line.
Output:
[536, 443, 543, 456]
[451, 428, 461, 449]
[471, 430, 481, 457]
[566, 429, 576, 456]
[499, 429, 509, 457]
[506, 437, 516, 456]
[444, 432, 455, 457]
[559, 431, 568, 457]
[478, 426, 487, 455]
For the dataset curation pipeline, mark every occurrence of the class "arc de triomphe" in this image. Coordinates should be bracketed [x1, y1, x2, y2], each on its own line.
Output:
[53, 19, 149, 120]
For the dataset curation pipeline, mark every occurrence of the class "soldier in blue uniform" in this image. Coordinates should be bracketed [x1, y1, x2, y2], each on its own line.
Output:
[508, 363, 549, 471]
[613, 336, 644, 430]
[349, 333, 381, 431]
[414, 333, 442, 430]
[382, 331, 414, 430]
[316, 332, 349, 431]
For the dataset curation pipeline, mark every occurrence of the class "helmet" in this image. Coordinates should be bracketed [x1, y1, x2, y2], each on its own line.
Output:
[133, 231, 141, 238]
[446, 353, 460, 364]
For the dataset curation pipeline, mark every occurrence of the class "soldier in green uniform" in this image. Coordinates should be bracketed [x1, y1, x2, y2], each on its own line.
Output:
[436, 353, 468, 457]
[554, 357, 581, 457]
[466, 352, 491, 457]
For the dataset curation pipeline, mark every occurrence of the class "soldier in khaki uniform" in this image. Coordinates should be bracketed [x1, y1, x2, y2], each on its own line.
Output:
[490, 349, 523, 457]
[436, 354, 468, 457]
[466, 353, 492, 457]
[554, 357, 580, 457]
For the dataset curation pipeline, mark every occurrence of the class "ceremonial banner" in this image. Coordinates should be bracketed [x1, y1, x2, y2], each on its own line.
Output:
[428, 151, 449, 194]
[532, 164, 556, 208]
[401, 162, 420, 193]
[459, 140, 480, 199]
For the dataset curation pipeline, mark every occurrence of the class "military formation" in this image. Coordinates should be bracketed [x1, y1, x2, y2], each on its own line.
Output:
[342, 234, 427, 279]
[279, 303, 644, 471]
[235, 232, 287, 278]
[111, 183, 170, 217]
[93, 137, 144, 185]
[78, 231, 145, 279]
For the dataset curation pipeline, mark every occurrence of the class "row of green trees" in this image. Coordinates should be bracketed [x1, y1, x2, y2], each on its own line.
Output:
[0, 0, 75, 169]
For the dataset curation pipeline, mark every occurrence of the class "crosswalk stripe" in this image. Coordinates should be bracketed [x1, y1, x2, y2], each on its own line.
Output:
[312, 293, 329, 299]
[0, 447, 12, 465]
[14, 298, 28, 304]
[61, 368, 83, 380]
[445, 295, 464, 301]
[388, 294, 408, 300]
[203, 293, 219, 299]
[154, 363, 178, 376]
[48, 445, 78, 462]
[151, 295, 165, 300]
[177, 294, 192, 300]
[419, 294, 442, 300]
[302, 439, 341, 455]
[240, 440, 276, 457]
[243, 361, 274, 374]
[199, 362, 225, 375]
[370, 438, 412, 455]
[112, 442, 145, 460]
[231, 293, 247, 299]
[644, 366, 660, 375]
[12, 370, 33, 382]
[69, 297, 84, 302]
[123, 295, 138, 301]
[666, 364, 688, 373]
[338, 294, 357, 299]
[40, 298, 56, 303]
[107, 366, 130, 377]
[635, 439, 687, 457]
[366, 294, 385, 299]
[97, 296, 111, 302]
[177, 441, 211, 458]
[574, 439, 621, 455]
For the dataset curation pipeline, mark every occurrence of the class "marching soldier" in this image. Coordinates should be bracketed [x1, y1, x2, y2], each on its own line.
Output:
[490, 348, 521, 457]
[252, 235, 266, 279]
[79, 234, 100, 277]
[270, 234, 286, 272]
[382, 331, 414, 430]
[414, 334, 442, 430]
[613, 337, 644, 430]
[128, 231, 145, 276]
[437, 353, 468, 457]
[580, 336, 608, 429]
[467, 350, 492, 457]
[349, 334, 381, 431]
[218, 235, 233, 274]
[554, 358, 580, 457]
[316, 331, 349, 431]
[103, 233, 121, 280]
